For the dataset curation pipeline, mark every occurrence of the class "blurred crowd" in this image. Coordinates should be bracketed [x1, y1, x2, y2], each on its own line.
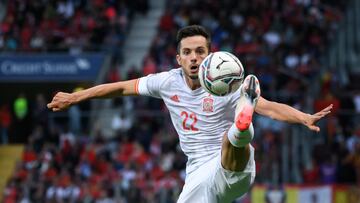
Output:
[2, 0, 360, 203]
[0, 0, 148, 57]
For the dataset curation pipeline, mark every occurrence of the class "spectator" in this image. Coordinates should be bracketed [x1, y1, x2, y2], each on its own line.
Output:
[32, 94, 49, 132]
[353, 91, 360, 123]
[0, 104, 11, 144]
[13, 94, 28, 121]
[3, 1, 355, 202]
[111, 112, 133, 134]
[319, 155, 337, 184]
[68, 87, 83, 135]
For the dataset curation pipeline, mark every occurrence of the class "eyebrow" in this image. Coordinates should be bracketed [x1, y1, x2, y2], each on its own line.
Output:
[182, 46, 206, 51]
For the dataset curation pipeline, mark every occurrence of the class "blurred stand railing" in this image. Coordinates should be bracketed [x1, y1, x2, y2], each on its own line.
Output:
[325, 0, 360, 84]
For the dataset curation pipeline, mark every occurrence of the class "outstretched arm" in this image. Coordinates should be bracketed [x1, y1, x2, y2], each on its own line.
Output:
[255, 97, 333, 132]
[47, 79, 139, 112]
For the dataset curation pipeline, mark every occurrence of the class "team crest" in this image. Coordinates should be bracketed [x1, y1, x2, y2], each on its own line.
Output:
[202, 96, 214, 112]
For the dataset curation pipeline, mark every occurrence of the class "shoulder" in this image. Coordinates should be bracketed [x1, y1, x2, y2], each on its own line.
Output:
[167, 68, 183, 79]
[140, 68, 182, 91]
[147, 68, 181, 78]
[152, 68, 182, 86]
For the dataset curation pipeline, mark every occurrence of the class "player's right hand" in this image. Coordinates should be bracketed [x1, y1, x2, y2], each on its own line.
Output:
[47, 92, 75, 112]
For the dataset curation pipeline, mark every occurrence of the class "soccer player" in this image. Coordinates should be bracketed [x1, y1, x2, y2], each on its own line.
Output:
[47, 25, 332, 203]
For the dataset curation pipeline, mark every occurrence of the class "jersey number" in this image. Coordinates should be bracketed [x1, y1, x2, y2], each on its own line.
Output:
[181, 111, 199, 131]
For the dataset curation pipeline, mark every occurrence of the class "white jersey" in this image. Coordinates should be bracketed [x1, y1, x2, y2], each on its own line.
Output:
[137, 68, 241, 175]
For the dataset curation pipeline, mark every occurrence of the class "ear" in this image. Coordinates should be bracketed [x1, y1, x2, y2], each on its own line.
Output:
[176, 54, 181, 65]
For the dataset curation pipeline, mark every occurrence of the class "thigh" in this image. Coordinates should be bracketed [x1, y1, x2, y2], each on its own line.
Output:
[212, 145, 256, 202]
[177, 156, 217, 203]
[178, 147, 256, 203]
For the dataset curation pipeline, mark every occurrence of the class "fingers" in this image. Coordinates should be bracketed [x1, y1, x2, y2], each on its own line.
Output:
[314, 111, 329, 117]
[307, 105, 334, 132]
[314, 104, 333, 117]
[47, 95, 58, 111]
[47, 92, 70, 111]
[52, 108, 61, 112]
[47, 103, 68, 112]
[47, 103, 60, 112]
[312, 114, 323, 120]
[47, 101, 59, 111]
[309, 125, 320, 132]
[47, 102, 54, 109]
[320, 104, 333, 114]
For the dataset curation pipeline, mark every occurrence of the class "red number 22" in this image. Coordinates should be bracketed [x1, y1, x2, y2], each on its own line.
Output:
[181, 111, 199, 131]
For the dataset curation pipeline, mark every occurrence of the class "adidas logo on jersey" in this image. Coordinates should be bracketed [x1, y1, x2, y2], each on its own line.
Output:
[170, 95, 180, 102]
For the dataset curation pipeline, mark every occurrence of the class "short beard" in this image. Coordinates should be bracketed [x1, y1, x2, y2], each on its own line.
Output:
[189, 75, 198, 80]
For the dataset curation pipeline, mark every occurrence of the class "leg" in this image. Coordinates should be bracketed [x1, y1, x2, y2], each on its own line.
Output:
[221, 134, 251, 171]
[221, 75, 260, 171]
[178, 150, 255, 203]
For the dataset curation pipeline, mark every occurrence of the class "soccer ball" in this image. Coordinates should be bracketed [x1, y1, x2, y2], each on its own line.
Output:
[199, 51, 244, 96]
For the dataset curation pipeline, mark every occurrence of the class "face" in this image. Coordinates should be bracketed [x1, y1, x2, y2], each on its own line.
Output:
[176, 36, 209, 85]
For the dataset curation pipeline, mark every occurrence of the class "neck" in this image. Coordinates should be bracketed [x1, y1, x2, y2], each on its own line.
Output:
[185, 77, 201, 90]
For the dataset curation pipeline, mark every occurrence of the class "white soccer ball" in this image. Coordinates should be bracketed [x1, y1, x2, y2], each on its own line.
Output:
[199, 51, 244, 96]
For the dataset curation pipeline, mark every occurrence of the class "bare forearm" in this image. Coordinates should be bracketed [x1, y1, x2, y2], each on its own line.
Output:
[256, 97, 308, 124]
[73, 82, 132, 103]
[47, 79, 138, 111]
[255, 97, 332, 132]
[267, 102, 307, 123]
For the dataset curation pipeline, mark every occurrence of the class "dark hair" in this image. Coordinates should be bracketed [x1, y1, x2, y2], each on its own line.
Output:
[176, 25, 211, 53]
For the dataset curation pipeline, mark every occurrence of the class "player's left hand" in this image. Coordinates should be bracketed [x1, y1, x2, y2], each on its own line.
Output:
[304, 104, 333, 132]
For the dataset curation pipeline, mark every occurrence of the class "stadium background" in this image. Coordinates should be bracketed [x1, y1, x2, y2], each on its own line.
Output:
[0, 0, 359, 202]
